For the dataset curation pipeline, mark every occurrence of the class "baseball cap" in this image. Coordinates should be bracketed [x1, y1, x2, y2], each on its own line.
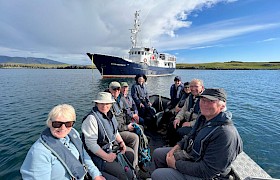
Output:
[109, 81, 121, 89]
[200, 88, 227, 102]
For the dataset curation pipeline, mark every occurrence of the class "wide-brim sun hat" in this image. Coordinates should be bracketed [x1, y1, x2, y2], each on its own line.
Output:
[93, 92, 115, 103]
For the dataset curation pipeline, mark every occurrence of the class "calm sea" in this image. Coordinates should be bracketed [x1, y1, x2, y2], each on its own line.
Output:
[0, 69, 279, 179]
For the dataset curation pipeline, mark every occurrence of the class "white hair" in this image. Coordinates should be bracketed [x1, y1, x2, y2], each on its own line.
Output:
[218, 100, 227, 112]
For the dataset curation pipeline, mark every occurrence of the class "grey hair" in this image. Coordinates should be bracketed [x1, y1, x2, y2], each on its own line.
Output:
[218, 100, 227, 112]
[190, 78, 204, 86]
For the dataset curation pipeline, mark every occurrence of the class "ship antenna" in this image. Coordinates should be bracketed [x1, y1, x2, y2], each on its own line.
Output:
[130, 10, 140, 48]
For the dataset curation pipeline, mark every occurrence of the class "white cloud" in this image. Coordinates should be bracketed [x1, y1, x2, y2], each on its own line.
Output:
[260, 38, 278, 42]
[0, 0, 278, 64]
[157, 19, 280, 50]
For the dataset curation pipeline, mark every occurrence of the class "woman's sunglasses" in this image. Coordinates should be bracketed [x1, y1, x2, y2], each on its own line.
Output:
[52, 121, 75, 128]
[112, 87, 120, 91]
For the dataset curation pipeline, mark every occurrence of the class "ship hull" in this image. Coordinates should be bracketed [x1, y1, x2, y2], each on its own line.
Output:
[87, 53, 175, 78]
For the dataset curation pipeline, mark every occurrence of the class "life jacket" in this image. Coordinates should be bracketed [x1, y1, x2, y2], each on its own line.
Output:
[82, 107, 118, 170]
[187, 94, 200, 113]
[111, 96, 125, 116]
[183, 112, 233, 161]
[170, 84, 184, 107]
[40, 128, 87, 180]
[178, 92, 191, 108]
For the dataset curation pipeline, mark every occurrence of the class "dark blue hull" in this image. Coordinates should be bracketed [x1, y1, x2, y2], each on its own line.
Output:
[87, 53, 175, 78]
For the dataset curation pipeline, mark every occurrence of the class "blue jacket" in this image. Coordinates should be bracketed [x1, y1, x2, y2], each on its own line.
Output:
[20, 128, 102, 180]
[176, 111, 243, 178]
[170, 83, 184, 108]
[177, 92, 191, 108]
[121, 94, 139, 119]
[131, 83, 150, 106]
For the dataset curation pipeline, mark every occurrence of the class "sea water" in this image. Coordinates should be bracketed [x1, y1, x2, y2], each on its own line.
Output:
[0, 69, 279, 179]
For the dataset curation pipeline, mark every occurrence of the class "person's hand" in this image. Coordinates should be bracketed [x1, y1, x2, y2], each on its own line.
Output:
[94, 175, 106, 180]
[173, 119, 180, 129]
[127, 123, 134, 131]
[140, 103, 144, 108]
[167, 144, 180, 158]
[119, 141, 126, 154]
[182, 122, 191, 127]
[175, 106, 181, 113]
[166, 153, 176, 169]
[132, 114, 139, 123]
[105, 152, 116, 162]
[148, 102, 152, 106]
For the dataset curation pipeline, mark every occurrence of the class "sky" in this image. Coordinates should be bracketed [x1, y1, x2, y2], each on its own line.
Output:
[0, 0, 280, 65]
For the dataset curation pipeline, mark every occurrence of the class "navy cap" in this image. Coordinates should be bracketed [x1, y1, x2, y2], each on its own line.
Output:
[200, 88, 227, 102]
[184, 82, 190, 87]
[174, 76, 181, 81]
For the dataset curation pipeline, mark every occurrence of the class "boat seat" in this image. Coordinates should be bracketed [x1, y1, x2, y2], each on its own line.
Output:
[231, 151, 272, 180]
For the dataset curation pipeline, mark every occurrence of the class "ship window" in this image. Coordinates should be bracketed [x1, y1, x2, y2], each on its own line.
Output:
[138, 51, 140, 55]
[142, 52, 144, 55]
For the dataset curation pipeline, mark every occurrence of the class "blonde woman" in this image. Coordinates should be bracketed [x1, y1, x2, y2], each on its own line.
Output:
[20, 104, 105, 180]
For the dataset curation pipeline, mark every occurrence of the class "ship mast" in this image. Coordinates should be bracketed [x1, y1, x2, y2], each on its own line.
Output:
[130, 11, 140, 48]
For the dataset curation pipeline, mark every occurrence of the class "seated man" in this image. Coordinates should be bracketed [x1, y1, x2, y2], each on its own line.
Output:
[173, 82, 191, 114]
[167, 79, 204, 146]
[120, 81, 144, 125]
[158, 82, 191, 134]
[152, 88, 243, 179]
[131, 74, 156, 129]
[108, 81, 140, 169]
[169, 76, 184, 109]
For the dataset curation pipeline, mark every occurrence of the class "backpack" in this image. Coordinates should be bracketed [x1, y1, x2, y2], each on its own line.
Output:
[132, 123, 151, 166]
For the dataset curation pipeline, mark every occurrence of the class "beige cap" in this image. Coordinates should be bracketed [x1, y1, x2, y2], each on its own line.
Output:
[109, 81, 121, 89]
[120, 82, 129, 87]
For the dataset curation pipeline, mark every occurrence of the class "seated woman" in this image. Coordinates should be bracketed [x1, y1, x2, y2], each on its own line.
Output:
[20, 104, 105, 180]
[131, 74, 156, 129]
[82, 92, 134, 180]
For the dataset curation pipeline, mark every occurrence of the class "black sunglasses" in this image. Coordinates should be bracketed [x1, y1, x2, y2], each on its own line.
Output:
[52, 121, 75, 128]
[112, 87, 120, 91]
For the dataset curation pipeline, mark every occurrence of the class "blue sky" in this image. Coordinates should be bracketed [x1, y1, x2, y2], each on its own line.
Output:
[0, 0, 279, 64]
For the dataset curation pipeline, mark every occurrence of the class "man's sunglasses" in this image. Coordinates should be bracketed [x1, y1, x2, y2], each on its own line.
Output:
[112, 87, 120, 91]
[52, 121, 75, 128]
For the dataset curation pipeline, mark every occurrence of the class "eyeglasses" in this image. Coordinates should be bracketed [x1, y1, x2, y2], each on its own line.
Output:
[112, 87, 120, 91]
[52, 121, 75, 128]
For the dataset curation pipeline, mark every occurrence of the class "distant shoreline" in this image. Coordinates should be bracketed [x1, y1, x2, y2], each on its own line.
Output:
[1, 61, 280, 70]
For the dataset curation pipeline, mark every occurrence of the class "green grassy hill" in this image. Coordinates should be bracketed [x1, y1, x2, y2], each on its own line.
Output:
[176, 61, 280, 70]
